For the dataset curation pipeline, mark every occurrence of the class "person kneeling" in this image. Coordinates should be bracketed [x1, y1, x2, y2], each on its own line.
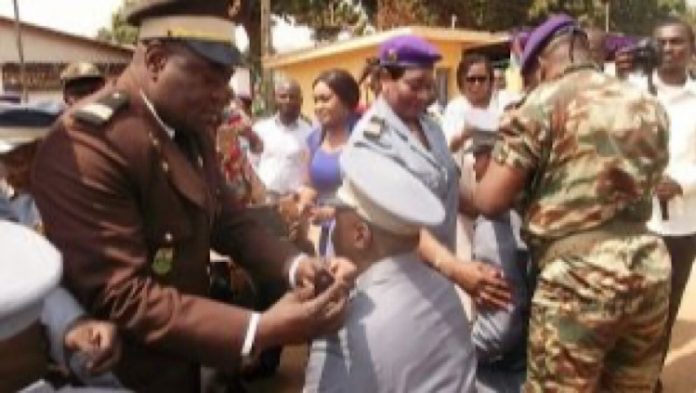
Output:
[0, 220, 124, 392]
[468, 130, 532, 393]
[303, 147, 476, 392]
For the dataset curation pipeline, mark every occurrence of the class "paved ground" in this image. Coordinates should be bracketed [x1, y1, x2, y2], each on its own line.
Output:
[248, 264, 696, 393]
[662, 264, 696, 393]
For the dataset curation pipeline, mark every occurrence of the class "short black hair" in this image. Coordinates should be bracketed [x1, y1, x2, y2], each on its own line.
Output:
[655, 16, 695, 43]
[456, 53, 494, 92]
[313, 68, 360, 110]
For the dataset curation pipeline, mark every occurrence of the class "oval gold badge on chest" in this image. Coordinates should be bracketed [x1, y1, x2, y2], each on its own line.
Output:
[152, 247, 174, 275]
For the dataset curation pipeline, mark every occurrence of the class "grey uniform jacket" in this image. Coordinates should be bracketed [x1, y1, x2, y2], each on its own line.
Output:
[346, 97, 459, 251]
[304, 252, 476, 392]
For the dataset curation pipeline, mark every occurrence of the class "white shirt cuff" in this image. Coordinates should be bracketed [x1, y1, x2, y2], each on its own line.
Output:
[241, 312, 261, 357]
[288, 253, 308, 289]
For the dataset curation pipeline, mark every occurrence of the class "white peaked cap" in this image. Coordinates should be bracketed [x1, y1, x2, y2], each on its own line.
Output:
[0, 221, 62, 340]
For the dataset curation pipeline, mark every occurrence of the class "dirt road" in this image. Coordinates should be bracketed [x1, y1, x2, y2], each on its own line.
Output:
[663, 264, 696, 393]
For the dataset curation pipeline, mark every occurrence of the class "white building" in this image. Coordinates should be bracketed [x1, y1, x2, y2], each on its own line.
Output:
[0, 15, 132, 102]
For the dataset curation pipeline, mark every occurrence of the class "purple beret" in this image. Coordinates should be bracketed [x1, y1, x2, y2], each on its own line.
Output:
[516, 31, 531, 49]
[520, 14, 578, 75]
[378, 35, 442, 68]
[606, 34, 639, 60]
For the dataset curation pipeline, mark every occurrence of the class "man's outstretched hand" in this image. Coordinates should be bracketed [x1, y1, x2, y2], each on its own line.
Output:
[256, 277, 352, 351]
[294, 256, 357, 295]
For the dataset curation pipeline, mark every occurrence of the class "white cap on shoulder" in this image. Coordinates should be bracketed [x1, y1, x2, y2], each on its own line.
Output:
[335, 147, 445, 236]
[0, 221, 62, 340]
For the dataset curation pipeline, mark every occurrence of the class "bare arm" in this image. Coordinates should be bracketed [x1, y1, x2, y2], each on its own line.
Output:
[474, 162, 528, 217]
[458, 181, 478, 218]
[417, 229, 512, 308]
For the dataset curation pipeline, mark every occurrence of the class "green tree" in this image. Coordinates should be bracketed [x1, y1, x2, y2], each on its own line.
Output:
[682, 6, 696, 26]
[237, 0, 370, 61]
[98, 0, 690, 48]
[611, 0, 686, 35]
[375, 0, 532, 31]
[528, 0, 686, 35]
[376, 0, 433, 28]
[95, 0, 138, 45]
[375, 0, 685, 34]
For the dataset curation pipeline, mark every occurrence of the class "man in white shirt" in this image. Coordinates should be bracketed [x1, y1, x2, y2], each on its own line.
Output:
[626, 18, 696, 381]
[253, 78, 313, 199]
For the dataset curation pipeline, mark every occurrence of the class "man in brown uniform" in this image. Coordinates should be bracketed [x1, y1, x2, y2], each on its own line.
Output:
[31, 1, 354, 392]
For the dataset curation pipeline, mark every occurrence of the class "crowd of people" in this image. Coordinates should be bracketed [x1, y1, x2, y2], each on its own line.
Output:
[1, 0, 695, 392]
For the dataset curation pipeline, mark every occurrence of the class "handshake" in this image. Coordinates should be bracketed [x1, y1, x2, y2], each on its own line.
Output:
[252, 256, 357, 353]
[62, 257, 354, 383]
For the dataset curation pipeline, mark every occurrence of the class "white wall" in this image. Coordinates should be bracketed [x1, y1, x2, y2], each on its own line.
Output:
[230, 67, 251, 96]
[0, 23, 131, 63]
[26, 89, 62, 103]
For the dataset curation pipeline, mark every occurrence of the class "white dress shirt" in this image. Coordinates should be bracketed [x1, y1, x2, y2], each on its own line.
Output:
[634, 73, 696, 236]
[253, 115, 312, 195]
[441, 91, 517, 144]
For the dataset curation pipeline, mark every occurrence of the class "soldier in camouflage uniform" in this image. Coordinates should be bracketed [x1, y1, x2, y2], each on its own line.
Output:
[474, 15, 671, 392]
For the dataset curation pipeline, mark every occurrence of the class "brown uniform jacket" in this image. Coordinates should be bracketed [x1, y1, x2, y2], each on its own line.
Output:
[31, 73, 298, 392]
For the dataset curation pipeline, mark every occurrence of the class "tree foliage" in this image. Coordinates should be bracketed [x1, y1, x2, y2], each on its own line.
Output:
[528, 0, 686, 35]
[236, 0, 372, 58]
[95, 0, 138, 45]
[375, 0, 686, 34]
[98, 0, 690, 55]
[275, 0, 367, 40]
[376, 0, 532, 31]
[376, 0, 434, 28]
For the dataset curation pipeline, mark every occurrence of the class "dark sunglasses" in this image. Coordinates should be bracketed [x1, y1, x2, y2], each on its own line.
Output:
[465, 76, 489, 84]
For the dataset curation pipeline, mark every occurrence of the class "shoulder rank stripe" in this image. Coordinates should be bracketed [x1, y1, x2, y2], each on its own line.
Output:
[73, 90, 129, 127]
[364, 116, 385, 139]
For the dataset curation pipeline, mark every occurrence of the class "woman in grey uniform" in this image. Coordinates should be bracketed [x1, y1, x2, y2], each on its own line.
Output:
[345, 35, 511, 309]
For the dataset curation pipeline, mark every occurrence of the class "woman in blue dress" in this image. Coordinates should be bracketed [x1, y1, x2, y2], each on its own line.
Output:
[298, 69, 360, 255]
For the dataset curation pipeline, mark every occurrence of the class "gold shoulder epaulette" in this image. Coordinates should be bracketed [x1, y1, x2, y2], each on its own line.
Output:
[73, 91, 129, 126]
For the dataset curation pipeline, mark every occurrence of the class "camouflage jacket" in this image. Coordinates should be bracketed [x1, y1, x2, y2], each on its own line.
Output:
[493, 64, 669, 247]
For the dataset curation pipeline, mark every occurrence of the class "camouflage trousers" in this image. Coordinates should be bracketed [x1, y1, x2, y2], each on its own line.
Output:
[525, 234, 671, 392]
